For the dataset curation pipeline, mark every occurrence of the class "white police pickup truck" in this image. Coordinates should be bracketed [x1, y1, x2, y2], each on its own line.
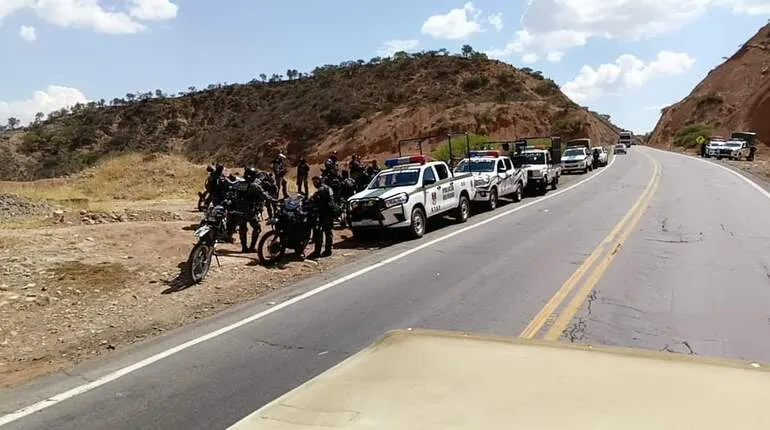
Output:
[520, 148, 560, 195]
[453, 150, 526, 210]
[347, 155, 475, 239]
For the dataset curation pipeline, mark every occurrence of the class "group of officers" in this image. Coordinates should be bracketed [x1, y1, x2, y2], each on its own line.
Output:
[199, 151, 381, 260]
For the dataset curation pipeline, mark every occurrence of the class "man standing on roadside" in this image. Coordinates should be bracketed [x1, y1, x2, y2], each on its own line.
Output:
[296, 157, 310, 195]
[308, 176, 334, 259]
[272, 153, 289, 198]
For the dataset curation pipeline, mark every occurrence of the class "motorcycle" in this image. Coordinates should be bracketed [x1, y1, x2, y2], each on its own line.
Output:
[186, 202, 231, 283]
[258, 196, 315, 265]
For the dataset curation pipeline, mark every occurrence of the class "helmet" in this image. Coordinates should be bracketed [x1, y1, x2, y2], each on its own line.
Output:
[215, 164, 224, 173]
[206, 165, 214, 173]
[278, 153, 286, 159]
[244, 167, 257, 181]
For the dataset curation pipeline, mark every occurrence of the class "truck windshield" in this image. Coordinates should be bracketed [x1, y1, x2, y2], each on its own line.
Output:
[522, 152, 545, 165]
[370, 170, 420, 188]
[563, 148, 585, 157]
[454, 159, 496, 173]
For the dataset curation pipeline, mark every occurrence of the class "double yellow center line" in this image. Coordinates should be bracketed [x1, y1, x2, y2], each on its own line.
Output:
[520, 152, 662, 341]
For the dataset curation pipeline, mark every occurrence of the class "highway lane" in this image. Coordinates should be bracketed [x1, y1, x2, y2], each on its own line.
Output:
[2, 150, 662, 429]
[570, 148, 770, 361]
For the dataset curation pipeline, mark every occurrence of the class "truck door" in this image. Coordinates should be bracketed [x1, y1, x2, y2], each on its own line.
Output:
[422, 166, 442, 216]
[503, 157, 515, 193]
[433, 163, 456, 212]
[496, 159, 511, 195]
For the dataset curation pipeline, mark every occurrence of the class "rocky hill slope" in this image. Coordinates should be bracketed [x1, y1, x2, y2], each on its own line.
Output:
[0, 48, 621, 180]
[649, 24, 770, 149]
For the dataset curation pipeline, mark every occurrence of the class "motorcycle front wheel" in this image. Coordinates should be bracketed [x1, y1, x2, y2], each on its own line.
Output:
[258, 231, 286, 266]
[188, 241, 213, 283]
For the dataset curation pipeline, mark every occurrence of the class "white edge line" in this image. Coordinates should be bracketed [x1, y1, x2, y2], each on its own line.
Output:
[0, 155, 617, 426]
[644, 146, 770, 201]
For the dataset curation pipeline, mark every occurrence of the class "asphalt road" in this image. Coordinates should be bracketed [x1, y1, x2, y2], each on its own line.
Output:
[3, 147, 770, 429]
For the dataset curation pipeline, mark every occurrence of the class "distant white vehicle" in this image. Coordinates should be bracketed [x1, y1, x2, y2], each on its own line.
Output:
[614, 143, 627, 155]
[453, 150, 526, 210]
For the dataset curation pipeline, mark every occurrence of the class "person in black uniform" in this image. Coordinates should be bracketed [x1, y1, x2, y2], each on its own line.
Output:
[209, 164, 227, 206]
[308, 176, 334, 259]
[296, 157, 310, 195]
[232, 167, 276, 253]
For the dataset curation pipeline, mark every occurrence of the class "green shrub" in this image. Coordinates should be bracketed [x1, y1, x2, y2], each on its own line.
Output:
[673, 123, 713, 148]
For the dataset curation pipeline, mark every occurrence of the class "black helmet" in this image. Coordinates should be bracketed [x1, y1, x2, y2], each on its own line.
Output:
[244, 167, 257, 181]
[215, 164, 224, 173]
[206, 165, 214, 173]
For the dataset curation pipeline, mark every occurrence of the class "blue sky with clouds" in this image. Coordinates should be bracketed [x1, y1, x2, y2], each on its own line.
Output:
[1, 0, 769, 133]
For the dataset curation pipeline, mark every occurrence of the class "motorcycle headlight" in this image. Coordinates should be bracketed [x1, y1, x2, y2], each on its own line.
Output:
[383, 193, 408, 208]
[474, 175, 491, 186]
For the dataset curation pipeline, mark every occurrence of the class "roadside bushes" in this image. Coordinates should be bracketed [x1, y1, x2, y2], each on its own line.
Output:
[673, 123, 713, 148]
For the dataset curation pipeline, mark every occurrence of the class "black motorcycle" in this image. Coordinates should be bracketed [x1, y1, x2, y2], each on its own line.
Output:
[258, 196, 314, 265]
[187, 202, 232, 283]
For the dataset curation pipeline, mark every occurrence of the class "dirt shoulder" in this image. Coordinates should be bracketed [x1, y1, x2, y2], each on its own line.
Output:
[0, 208, 392, 388]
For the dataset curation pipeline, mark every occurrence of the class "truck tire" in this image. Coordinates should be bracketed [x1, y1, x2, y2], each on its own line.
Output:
[512, 183, 522, 202]
[455, 194, 470, 223]
[488, 188, 498, 211]
[409, 206, 426, 238]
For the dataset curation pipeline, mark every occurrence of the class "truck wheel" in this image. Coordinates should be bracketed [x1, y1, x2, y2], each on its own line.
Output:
[512, 184, 522, 202]
[488, 188, 498, 211]
[409, 207, 426, 238]
[455, 195, 470, 223]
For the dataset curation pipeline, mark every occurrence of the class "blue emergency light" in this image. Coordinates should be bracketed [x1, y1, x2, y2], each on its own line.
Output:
[384, 155, 427, 168]
[468, 150, 500, 158]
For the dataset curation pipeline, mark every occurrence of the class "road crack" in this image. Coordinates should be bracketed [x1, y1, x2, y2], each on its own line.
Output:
[564, 291, 598, 343]
[661, 341, 697, 355]
[253, 339, 348, 355]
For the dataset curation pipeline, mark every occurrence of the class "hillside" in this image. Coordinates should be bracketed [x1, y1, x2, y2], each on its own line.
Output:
[649, 24, 770, 149]
[0, 49, 621, 180]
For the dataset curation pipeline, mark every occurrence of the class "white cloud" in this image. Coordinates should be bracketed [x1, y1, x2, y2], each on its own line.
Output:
[19, 25, 36, 42]
[128, 0, 178, 21]
[562, 50, 696, 103]
[376, 39, 420, 57]
[522, 53, 539, 64]
[0, 0, 179, 34]
[546, 51, 564, 62]
[0, 85, 88, 126]
[488, 0, 769, 58]
[421, 2, 483, 40]
[488, 12, 503, 31]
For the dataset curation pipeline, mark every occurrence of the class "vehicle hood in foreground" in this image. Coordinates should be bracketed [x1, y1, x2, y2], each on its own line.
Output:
[230, 329, 770, 429]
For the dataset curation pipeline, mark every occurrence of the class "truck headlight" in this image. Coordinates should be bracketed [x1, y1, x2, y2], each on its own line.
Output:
[474, 175, 491, 186]
[383, 193, 408, 208]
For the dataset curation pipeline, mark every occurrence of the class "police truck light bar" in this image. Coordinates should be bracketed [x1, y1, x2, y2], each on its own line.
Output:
[384, 155, 427, 168]
[468, 150, 500, 158]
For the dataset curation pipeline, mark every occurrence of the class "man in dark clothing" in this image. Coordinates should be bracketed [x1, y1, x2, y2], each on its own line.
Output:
[308, 176, 334, 259]
[272, 154, 289, 198]
[348, 155, 363, 180]
[208, 164, 227, 206]
[323, 151, 339, 178]
[340, 170, 357, 201]
[256, 171, 278, 219]
[355, 168, 372, 192]
[700, 142, 707, 157]
[230, 167, 276, 253]
[296, 158, 310, 195]
[369, 160, 380, 175]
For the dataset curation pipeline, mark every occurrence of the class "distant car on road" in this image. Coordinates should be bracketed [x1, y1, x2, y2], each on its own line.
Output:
[614, 144, 627, 154]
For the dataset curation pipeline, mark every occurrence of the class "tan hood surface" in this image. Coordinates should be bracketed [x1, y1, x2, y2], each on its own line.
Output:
[230, 329, 770, 429]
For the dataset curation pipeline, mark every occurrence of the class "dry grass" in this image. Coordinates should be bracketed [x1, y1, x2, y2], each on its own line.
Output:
[50, 261, 132, 294]
[0, 153, 208, 209]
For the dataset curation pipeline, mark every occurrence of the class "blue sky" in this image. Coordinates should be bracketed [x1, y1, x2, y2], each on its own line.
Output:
[1, 0, 769, 133]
